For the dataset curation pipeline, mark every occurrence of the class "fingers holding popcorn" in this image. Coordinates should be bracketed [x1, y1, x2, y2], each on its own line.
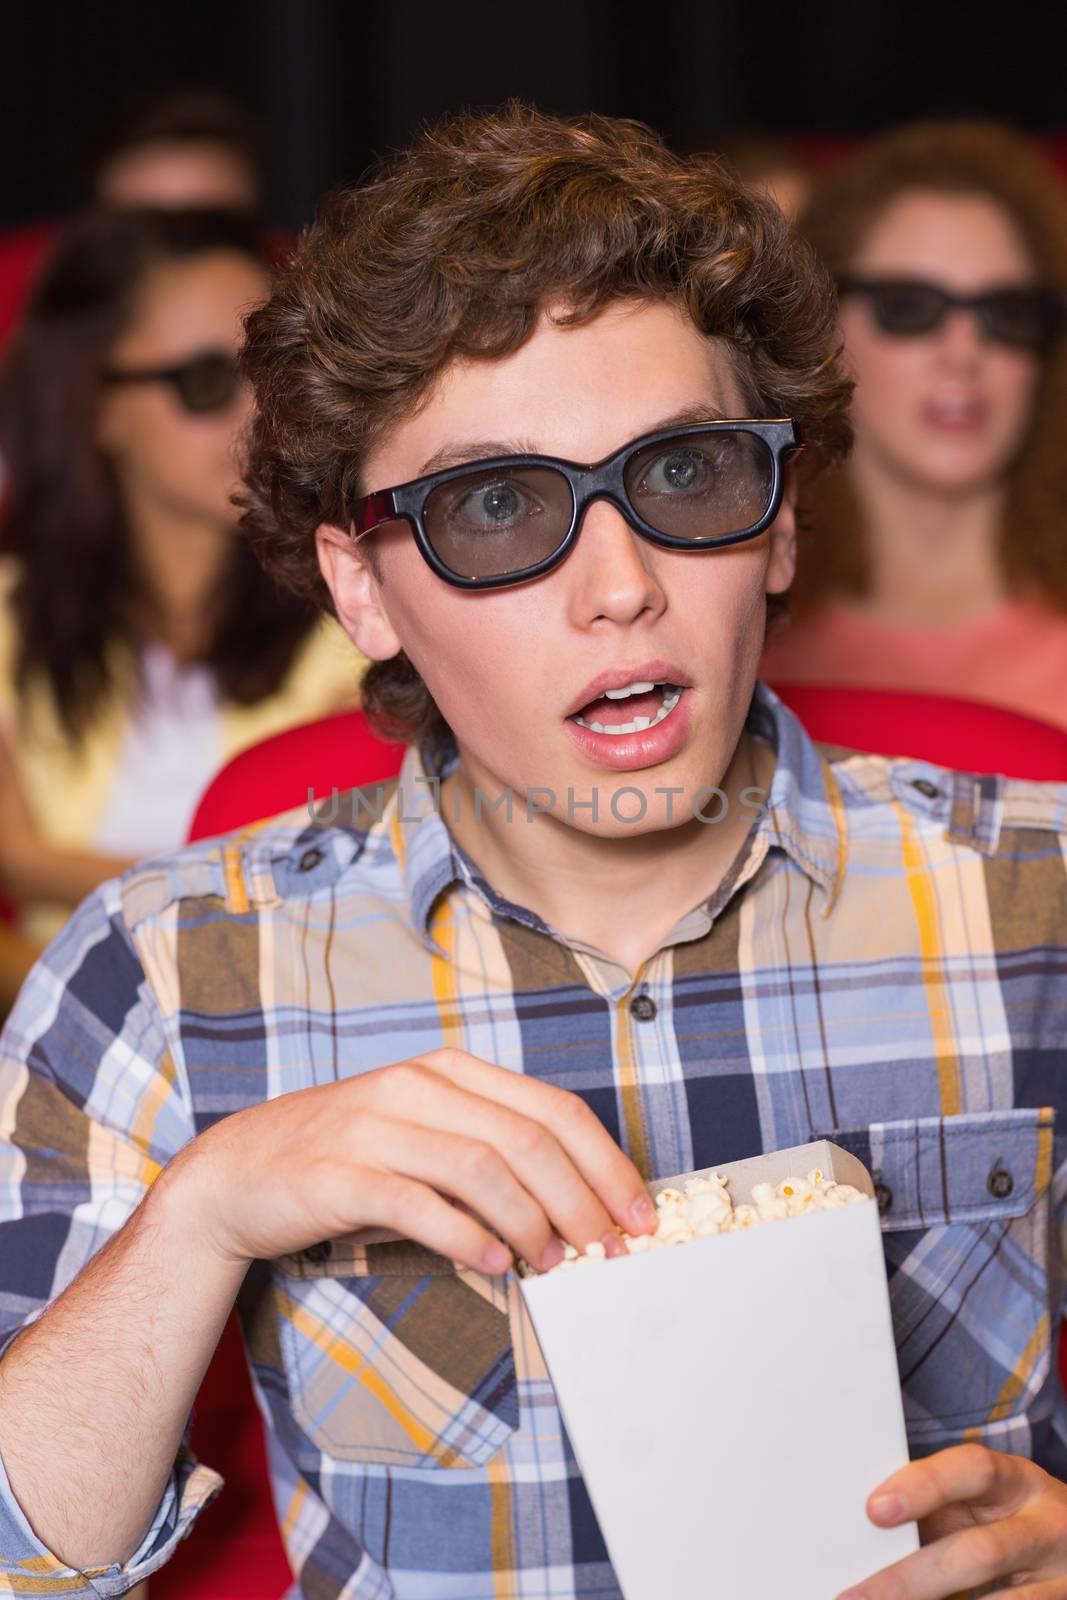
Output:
[834, 1446, 1067, 1600]
[869, 1443, 1033, 1529]
[347, 1112, 574, 1269]
[836, 1514, 1038, 1599]
[984, 1583, 1067, 1599]
[347, 1164, 517, 1274]
[529, 1166, 868, 1272]
[180, 1047, 652, 1270]
[409, 1047, 658, 1238]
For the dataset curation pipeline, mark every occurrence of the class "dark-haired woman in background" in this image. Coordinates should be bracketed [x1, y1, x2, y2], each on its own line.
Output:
[0, 210, 360, 985]
[761, 121, 1067, 725]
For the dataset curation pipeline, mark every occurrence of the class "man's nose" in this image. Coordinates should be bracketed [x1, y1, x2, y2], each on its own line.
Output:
[564, 497, 665, 626]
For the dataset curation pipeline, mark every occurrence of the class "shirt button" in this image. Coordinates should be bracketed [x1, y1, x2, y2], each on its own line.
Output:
[911, 778, 943, 800]
[303, 1240, 333, 1263]
[629, 993, 657, 1022]
[874, 1181, 893, 1214]
[298, 847, 324, 873]
[987, 1165, 1014, 1200]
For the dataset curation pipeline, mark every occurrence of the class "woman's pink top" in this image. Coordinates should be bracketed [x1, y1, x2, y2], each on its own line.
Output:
[760, 597, 1067, 730]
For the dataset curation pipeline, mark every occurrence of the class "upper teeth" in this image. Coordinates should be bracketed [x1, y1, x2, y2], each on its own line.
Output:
[933, 399, 974, 418]
[603, 680, 656, 699]
[575, 684, 682, 736]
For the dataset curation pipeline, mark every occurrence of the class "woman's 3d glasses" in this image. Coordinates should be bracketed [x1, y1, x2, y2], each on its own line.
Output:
[837, 276, 1065, 351]
[100, 349, 243, 414]
[352, 418, 801, 590]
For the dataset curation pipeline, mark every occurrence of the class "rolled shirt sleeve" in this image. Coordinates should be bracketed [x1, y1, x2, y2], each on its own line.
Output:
[0, 879, 224, 1593]
[0, 1440, 222, 1595]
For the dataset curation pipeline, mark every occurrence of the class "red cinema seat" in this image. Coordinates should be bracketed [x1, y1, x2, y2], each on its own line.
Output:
[0, 221, 53, 356]
[152, 712, 402, 1599]
[188, 708, 403, 842]
[769, 683, 1067, 781]
[147, 1314, 293, 1598]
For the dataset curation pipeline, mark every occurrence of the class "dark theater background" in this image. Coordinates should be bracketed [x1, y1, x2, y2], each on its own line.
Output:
[4, 0, 1067, 231]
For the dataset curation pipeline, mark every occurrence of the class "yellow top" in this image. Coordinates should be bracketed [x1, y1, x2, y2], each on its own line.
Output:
[0, 557, 365, 943]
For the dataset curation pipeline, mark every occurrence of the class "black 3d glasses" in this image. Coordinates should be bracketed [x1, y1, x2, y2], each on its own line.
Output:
[100, 349, 243, 414]
[352, 418, 801, 590]
[837, 276, 1065, 351]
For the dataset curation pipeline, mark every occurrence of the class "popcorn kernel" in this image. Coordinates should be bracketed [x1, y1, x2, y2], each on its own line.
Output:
[528, 1169, 869, 1274]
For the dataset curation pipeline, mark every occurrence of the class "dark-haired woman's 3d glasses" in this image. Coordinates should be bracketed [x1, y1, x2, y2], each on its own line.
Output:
[352, 419, 801, 590]
[837, 276, 1065, 351]
[100, 349, 243, 414]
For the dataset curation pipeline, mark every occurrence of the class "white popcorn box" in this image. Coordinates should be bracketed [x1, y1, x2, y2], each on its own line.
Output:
[519, 1139, 918, 1599]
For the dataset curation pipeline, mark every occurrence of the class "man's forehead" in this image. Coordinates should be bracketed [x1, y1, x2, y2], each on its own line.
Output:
[363, 300, 750, 488]
[415, 402, 734, 477]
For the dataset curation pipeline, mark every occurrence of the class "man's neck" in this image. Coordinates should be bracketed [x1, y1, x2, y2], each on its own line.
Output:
[438, 731, 776, 981]
[846, 446, 1007, 627]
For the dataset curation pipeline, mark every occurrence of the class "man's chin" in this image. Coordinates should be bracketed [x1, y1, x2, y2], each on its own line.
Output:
[507, 764, 743, 839]
[447, 714, 754, 840]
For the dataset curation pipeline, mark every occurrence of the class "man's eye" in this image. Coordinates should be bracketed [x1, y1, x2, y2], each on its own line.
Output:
[451, 479, 539, 529]
[639, 449, 715, 495]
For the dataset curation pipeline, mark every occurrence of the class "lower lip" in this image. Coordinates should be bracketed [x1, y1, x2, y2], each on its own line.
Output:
[564, 689, 692, 770]
[920, 403, 988, 434]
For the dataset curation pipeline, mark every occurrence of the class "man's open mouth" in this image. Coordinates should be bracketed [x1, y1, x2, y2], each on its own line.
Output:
[570, 680, 684, 736]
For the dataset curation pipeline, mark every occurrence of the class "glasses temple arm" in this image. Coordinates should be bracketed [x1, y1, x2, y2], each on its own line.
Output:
[352, 489, 399, 540]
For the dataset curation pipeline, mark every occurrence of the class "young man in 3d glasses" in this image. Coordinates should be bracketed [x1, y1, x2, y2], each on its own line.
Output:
[3, 105, 1067, 1599]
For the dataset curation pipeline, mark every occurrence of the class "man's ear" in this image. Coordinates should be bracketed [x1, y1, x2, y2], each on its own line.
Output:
[315, 525, 402, 661]
[765, 462, 798, 596]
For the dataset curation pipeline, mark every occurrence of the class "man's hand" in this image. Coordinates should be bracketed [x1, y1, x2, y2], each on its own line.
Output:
[834, 1443, 1067, 1598]
[166, 1046, 658, 1275]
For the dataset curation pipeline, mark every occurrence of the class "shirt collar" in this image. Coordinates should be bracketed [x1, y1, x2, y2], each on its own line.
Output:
[751, 681, 848, 908]
[388, 747, 460, 944]
[391, 738, 555, 949]
[386, 680, 848, 945]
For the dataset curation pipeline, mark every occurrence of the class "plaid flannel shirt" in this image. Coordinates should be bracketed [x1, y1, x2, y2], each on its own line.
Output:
[2, 682, 1067, 1598]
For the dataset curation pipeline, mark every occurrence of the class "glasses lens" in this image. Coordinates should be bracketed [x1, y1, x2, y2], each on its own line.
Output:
[173, 353, 241, 413]
[624, 429, 774, 540]
[423, 467, 574, 579]
[982, 289, 1060, 349]
[869, 282, 947, 335]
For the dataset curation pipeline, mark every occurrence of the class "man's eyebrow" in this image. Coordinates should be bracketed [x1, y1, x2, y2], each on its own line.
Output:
[413, 403, 733, 478]
[416, 440, 539, 476]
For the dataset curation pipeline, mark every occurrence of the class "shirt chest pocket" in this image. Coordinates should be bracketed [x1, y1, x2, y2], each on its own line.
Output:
[817, 1108, 1056, 1446]
[272, 1236, 519, 1469]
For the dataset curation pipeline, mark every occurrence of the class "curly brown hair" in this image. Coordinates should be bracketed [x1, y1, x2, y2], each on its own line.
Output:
[791, 119, 1067, 617]
[239, 103, 853, 748]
